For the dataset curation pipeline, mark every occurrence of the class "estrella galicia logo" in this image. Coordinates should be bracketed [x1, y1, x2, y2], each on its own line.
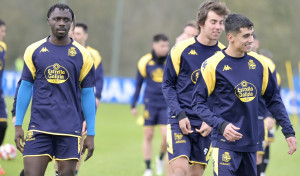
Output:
[151, 68, 164, 83]
[191, 69, 201, 84]
[44, 63, 69, 84]
[234, 80, 257, 102]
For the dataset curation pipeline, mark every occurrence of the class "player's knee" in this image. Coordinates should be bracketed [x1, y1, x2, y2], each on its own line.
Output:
[58, 168, 76, 176]
[144, 131, 154, 141]
[173, 167, 188, 176]
[190, 164, 205, 176]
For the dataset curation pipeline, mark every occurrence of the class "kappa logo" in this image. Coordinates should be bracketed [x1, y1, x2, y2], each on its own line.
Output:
[188, 49, 198, 55]
[40, 47, 49, 53]
[223, 65, 232, 71]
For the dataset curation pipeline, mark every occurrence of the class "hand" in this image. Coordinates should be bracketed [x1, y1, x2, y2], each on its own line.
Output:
[264, 117, 275, 131]
[196, 122, 212, 137]
[14, 125, 25, 153]
[12, 116, 16, 126]
[179, 117, 193, 135]
[82, 135, 95, 161]
[223, 123, 243, 142]
[95, 98, 100, 107]
[82, 121, 87, 137]
[131, 108, 138, 117]
[286, 136, 297, 155]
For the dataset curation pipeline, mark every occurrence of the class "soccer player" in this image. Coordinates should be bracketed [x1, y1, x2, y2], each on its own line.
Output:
[14, 3, 96, 176]
[73, 22, 104, 107]
[162, 1, 229, 176]
[176, 21, 199, 43]
[192, 13, 297, 176]
[0, 19, 7, 176]
[131, 34, 169, 176]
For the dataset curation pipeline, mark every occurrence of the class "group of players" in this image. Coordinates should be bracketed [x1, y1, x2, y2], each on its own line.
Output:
[131, 1, 297, 176]
[0, 1, 297, 176]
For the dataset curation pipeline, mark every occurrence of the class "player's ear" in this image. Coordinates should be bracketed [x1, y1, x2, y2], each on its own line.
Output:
[47, 18, 50, 26]
[227, 33, 234, 43]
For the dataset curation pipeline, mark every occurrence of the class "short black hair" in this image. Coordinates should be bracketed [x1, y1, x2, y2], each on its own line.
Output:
[153, 34, 169, 43]
[0, 19, 5, 27]
[75, 22, 88, 33]
[225, 14, 253, 34]
[47, 3, 74, 21]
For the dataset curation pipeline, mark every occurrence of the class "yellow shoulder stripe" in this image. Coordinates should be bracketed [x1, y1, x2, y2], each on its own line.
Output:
[276, 72, 281, 86]
[73, 41, 94, 83]
[170, 38, 196, 76]
[24, 38, 47, 80]
[217, 41, 226, 50]
[86, 46, 102, 69]
[137, 53, 152, 78]
[248, 52, 269, 95]
[0, 41, 7, 51]
[201, 51, 225, 96]
[260, 54, 276, 73]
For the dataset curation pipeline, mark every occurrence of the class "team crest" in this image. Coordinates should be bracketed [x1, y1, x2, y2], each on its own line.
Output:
[44, 63, 69, 84]
[151, 68, 164, 83]
[235, 80, 257, 102]
[222, 152, 231, 162]
[191, 69, 201, 84]
[174, 133, 186, 143]
[248, 59, 256, 70]
[68, 47, 77, 56]
[26, 131, 35, 141]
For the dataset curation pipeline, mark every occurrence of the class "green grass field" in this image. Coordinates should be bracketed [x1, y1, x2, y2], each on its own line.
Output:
[1, 97, 299, 176]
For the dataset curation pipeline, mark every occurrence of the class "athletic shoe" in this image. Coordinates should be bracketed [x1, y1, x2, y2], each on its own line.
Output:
[155, 157, 164, 175]
[143, 169, 152, 176]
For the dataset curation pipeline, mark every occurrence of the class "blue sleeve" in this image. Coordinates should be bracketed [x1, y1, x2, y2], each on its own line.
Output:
[263, 69, 295, 138]
[81, 87, 96, 136]
[95, 62, 104, 99]
[161, 54, 185, 120]
[131, 69, 144, 108]
[191, 70, 227, 133]
[15, 80, 33, 126]
[11, 79, 21, 117]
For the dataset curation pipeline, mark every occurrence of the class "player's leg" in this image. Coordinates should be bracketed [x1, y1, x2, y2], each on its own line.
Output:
[57, 160, 77, 176]
[143, 126, 155, 175]
[167, 123, 191, 176]
[212, 147, 241, 176]
[188, 128, 211, 176]
[54, 135, 80, 176]
[23, 131, 53, 176]
[236, 152, 257, 176]
[0, 121, 7, 145]
[257, 117, 266, 175]
[156, 107, 168, 175]
[24, 156, 51, 176]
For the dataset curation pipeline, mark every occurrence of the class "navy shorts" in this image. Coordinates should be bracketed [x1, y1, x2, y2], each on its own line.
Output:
[167, 123, 211, 166]
[23, 131, 81, 160]
[143, 104, 167, 126]
[257, 116, 266, 154]
[212, 147, 256, 176]
[0, 94, 7, 122]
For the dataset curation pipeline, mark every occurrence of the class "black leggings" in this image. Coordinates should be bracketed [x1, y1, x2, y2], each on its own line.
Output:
[0, 121, 7, 145]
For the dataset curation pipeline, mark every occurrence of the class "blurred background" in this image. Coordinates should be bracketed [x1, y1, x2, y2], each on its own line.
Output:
[0, 0, 300, 175]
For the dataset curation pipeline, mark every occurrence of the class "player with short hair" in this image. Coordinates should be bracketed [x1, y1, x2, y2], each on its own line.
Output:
[192, 13, 297, 176]
[14, 3, 96, 176]
[162, 1, 229, 176]
[73, 22, 104, 107]
[176, 21, 199, 43]
[0, 18, 7, 176]
[131, 34, 169, 176]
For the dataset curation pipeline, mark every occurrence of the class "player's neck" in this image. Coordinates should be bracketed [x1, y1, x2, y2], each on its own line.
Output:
[196, 33, 217, 46]
[225, 45, 245, 58]
[49, 35, 71, 46]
